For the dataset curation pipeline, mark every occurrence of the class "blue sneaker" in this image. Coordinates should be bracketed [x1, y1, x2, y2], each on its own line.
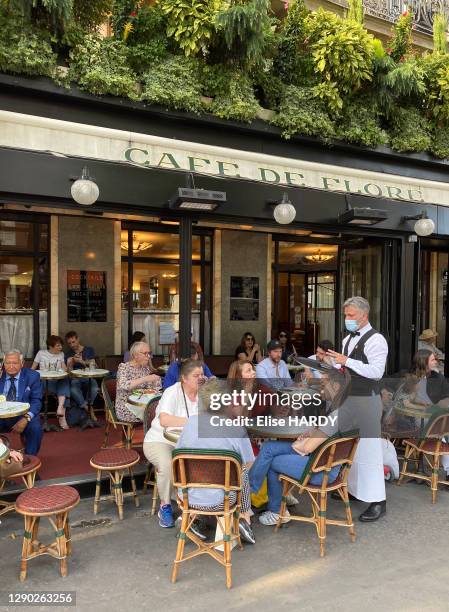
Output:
[158, 504, 175, 528]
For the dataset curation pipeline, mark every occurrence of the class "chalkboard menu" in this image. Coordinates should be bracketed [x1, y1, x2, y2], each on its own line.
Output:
[230, 276, 259, 321]
[67, 270, 107, 322]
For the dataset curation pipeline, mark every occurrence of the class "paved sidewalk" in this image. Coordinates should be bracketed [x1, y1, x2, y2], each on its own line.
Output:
[1, 480, 448, 612]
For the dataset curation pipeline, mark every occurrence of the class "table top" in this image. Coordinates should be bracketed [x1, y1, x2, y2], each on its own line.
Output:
[0, 401, 30, 419]
[287, 365, 304, 372]
[38, 370, 68, 380]
[127, 391, 161, 408]
[394, 403, 444, 420]
[247, 423, 307, 439]
[0, 441, 10, 463]
[70, 368, 110, 379]
[163, 427, 182, 444]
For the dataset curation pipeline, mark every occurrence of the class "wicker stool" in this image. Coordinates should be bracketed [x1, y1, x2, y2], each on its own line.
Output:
[0, 455, 42, 517]
[15, 485, 80, 581]
[90, 448, 140, 520]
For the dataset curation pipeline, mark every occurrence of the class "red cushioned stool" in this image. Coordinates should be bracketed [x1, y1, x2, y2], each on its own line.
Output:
[0, 455, 42, 518]
[90, 448, 140, 520]
[15, 485, 80, 581]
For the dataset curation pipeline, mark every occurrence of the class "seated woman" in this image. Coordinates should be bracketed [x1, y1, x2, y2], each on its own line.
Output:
[278, 331, 297, 364]
[249, 372, 346, 526]
[411, 349, 449, 407]
[176, 380, 256, 544]
[32, 335, 70, 429]
[143, 359, 202, 529]
[234, 332, 262, 364]
[163, 346, 214, 390]
[123, 331, 146, 363]
[115, 341, 162, 423]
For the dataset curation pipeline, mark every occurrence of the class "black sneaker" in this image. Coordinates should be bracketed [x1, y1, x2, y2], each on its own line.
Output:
[190, 518, 208, 541]
[239, 519, 256, 544]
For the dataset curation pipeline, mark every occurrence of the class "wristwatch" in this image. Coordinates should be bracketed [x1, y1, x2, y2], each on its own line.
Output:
[24, 414, 32, 422]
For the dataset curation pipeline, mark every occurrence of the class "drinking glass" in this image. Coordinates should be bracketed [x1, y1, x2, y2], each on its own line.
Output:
[88, 359, 96, 371]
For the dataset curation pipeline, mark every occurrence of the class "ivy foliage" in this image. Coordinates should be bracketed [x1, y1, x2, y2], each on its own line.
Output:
[200, 64, 260, 122]
[0, 10, 57, 76]
[388, 106, 433, 152]
[141, 55, 203, 112]
[69, 34, 139, 98]
[272, 85, 336, 140]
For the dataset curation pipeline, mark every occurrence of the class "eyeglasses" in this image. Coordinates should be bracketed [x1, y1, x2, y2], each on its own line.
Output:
[279, 334, 287, 338]
[139, 351, 151, 356]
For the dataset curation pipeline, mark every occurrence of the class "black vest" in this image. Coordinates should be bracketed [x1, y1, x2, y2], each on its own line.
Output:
[343, 328, 381, 396]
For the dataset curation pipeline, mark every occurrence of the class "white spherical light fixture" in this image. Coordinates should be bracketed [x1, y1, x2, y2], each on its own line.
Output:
[273, 193, 296, 225]
[414, 216, 435, 237]
[71, 166, 99, 206]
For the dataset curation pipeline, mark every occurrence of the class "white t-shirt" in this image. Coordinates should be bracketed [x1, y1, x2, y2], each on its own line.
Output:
[33, 349, 65, 369]
[144, 382, 199, 445]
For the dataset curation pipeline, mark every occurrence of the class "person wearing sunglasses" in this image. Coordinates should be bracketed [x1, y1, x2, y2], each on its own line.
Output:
[278, 331, 297, 364]
[235, 332, 262, 365]
[115, 341, 162, 422]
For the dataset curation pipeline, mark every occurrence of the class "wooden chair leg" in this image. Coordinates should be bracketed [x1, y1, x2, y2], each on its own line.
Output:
[113, 471, 124, 520]
[275, 480, 289, 532]
[223, 511, 232, 589]
[64, 516, 72, 556]
[55, 512, 68, 577]
[431, 454, 440, 504]
[143, 464, 150, 494]
[151, 479, 159, 516]
[398, 445, 413, 484]
[171, 510, 189, 583]
[129, 467, 140, 508]
[31, 516, 40, 552]
[102, 422, 110, 448]
[341, 487, 355, 543]
[20, 515, 33, 581]
[94, 470, 101, 515]
[319, 492, 327, 558]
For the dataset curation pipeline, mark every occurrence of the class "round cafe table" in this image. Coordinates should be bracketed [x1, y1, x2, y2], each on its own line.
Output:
[0, 401, 30, 420]
[126, 391, 161, 422]
[38, 370, 68, 432]
[69, 368, 109, 422]
[163, 427, 183, 444]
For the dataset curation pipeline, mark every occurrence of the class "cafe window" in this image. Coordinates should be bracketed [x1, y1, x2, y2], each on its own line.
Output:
[0, 216, 49, 359]
[121, 226, 212, 355]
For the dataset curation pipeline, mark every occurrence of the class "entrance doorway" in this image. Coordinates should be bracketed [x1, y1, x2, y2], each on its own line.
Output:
[272, 234, 400, 368]
[419, 245, 449, 375]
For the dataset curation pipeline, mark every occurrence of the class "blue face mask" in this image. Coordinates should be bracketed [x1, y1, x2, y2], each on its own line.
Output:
[345, 319, 359, 333]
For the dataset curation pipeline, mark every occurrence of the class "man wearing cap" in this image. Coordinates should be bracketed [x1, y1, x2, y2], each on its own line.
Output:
[256, 340, 292, 390]
[418, 329, 444, 373]
[326, 296, 388, 522]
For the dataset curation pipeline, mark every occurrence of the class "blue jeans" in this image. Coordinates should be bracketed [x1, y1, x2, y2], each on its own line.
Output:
[249, 440, 339, 513]
[0, 416, 42, 455]
[44, 379, 70, 404]
[70, 378, 99, 409]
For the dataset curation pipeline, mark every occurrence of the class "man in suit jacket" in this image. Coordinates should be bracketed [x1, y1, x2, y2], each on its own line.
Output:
[0, 350, 43, 455]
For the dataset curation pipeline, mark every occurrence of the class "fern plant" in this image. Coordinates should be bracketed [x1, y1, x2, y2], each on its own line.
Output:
[433, 13, 448, 54]
[213, 0, 273, 68]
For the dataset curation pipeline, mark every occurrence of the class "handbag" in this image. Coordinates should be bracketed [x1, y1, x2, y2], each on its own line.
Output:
[0, 457, 24, 478]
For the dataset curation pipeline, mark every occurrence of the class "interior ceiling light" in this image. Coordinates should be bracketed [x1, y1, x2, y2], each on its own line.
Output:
[121, 240, 153, 254]
[304, 250, 335, 263]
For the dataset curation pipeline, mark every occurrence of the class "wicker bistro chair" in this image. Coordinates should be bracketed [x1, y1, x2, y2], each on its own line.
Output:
[398, 411, 449, 503]
[15, 485, 80, 581]
[0, 436, 42, 517]
[171, 449, 244, 589]
[276, 432, 360, 558]
[101, 378, 138, 449]
[142, 396, 161, 514]
[90, 448, 140, 520]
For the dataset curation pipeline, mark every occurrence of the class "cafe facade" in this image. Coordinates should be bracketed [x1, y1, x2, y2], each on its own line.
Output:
[1, 73, 449, 374]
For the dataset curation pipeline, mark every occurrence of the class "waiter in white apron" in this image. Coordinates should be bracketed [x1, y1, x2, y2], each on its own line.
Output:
[327, 296, 389, 522]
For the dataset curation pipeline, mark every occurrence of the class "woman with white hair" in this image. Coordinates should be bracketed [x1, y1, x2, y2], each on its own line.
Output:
[115, 342, 162, 422]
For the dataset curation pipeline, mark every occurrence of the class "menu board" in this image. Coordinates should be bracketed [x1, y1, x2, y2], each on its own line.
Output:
[230, 276, 259, 321]
[159, 321, 176, 345]
[67, 270, 107, 322]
